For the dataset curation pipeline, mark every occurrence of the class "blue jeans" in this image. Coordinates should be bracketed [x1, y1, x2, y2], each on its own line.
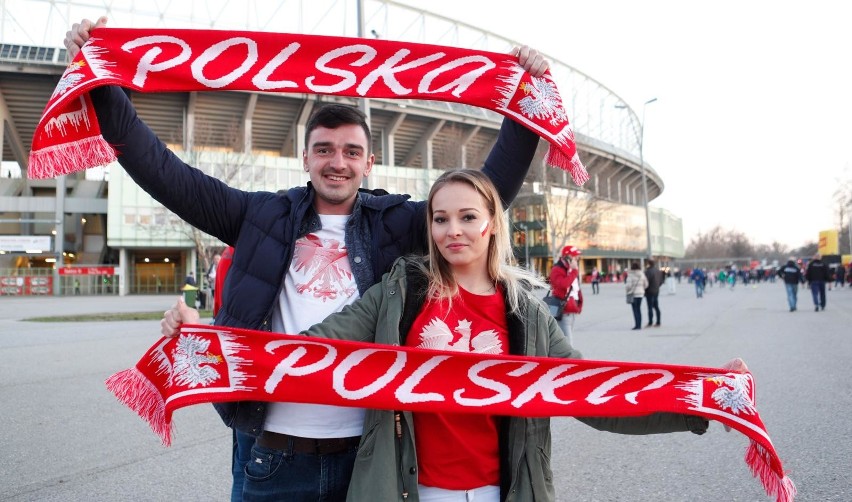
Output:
[557, 313, 575, 346]
[241, 436, 357, 501]
[810, 281, 826, 309]
[694, 281, 704, 298]
[630, 297, 643, 328]
[231, 429, 254, 502]
[784, 283, 798, 311]
[645, 293, 660, 325]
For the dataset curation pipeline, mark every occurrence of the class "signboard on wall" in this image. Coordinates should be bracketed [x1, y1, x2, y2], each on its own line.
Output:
[0, 236, 52, 253]
[58, 267, 119, 276]
[818, 230, 838, 256]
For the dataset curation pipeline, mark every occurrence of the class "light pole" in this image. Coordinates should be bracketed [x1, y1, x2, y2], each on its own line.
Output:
[639, 98, 657, 264]
[847, 201, 852, 257]
[357, 0, 371, 189]
[616, 98, 657, 266]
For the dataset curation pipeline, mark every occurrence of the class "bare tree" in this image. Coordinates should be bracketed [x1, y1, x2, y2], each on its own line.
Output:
[544, 187, 608, 259]
[754, 241, 791, 264]
[177, 150, 261, 279]
[143, 109, 263, 281]
[533, 140, 605, 259]
[686, 226, 753, 259]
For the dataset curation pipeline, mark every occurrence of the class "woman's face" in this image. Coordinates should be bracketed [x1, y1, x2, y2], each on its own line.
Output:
[430, 182, 493, 275]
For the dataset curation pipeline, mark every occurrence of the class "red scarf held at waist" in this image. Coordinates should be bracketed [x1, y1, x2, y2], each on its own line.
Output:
[28, 28, 587, 184]
[106, 325, 795, 502]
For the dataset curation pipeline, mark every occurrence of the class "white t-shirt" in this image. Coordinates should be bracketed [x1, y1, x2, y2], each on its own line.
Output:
[265, 214, 364, 438]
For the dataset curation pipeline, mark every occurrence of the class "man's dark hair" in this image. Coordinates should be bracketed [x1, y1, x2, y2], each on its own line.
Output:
[305, 103, 372, 153]
[630, 261, 641, 270]
[647, 259, 655, 267]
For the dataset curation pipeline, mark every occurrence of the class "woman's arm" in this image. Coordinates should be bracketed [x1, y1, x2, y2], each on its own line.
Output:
[159, 283, 384, 342]
[300, 282, 384, 343]
[578, 413, 709, 435]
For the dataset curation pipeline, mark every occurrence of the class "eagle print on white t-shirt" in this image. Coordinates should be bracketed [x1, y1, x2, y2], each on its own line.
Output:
[291, 234, 356, 301]
[415, 318, 502, 354]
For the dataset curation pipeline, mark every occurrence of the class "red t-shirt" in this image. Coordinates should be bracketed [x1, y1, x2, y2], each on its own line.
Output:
[406, 285, 508, 490]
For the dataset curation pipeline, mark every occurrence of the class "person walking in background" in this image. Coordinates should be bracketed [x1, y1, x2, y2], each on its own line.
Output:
[549, 245, 583, 346]
[690, 267, 706, 298]
[626, 262, 648, 330]
[805, 253, 830, 311]
[206, 252, 221, 301]
[833, 264, 845, 288]
[644, 259, 663, 327]
[590, 266, 601, 294]
[212, 247, 234, 318]
[727, 267, 737, 290]
[665, 266, 677, 295]
[184, 271, 196, 287]
[777, 257, 803, 312]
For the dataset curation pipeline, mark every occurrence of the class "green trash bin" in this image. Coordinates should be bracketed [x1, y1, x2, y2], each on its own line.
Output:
[182, 284, 199, 307]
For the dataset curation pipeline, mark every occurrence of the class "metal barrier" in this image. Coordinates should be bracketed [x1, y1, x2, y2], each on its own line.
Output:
[0, 268, 53, 296]
[0, 267, 121, 296]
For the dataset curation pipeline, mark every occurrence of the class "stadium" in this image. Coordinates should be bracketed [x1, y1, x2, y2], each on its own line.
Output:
[0, 0, 685, 296]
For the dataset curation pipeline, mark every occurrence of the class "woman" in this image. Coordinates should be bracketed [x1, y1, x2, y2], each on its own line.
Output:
[549, 245, 583, 346]
[590, 266, 601, 294]
[303, 169, 577, 500]
[164, 170, 730, 501]
[626, 261, 649, 330]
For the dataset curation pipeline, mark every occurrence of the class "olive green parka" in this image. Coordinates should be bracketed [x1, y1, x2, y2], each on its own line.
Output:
[303, 256, 707, 501]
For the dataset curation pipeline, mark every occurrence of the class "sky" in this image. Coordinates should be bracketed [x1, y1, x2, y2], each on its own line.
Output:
[396, 0, 852, 250]
[3, 0, 851, 250]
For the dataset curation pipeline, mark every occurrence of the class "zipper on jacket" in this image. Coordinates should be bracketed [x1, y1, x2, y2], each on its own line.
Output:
[395, 411, 409, 499]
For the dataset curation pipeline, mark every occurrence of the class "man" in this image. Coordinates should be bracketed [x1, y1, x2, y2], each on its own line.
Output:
[777, 257, 803, 312]
[206, 252, 221, 301]
[690, 267, 706, 298]
[834, 264, 846, 288]
[549, 245, 583, 346]
[67, 16, 550, 502]
[644, 259, 663, 327]
[805, 253, 830, 311]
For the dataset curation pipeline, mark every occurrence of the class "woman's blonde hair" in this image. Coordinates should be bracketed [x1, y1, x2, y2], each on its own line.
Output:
[423, 169, 545, 313]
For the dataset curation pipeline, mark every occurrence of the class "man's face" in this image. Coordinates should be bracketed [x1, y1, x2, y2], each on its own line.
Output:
[303, 124, 375, 215]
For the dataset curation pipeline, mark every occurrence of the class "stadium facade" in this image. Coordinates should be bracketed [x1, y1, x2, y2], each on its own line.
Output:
[0, 0, 684, 296]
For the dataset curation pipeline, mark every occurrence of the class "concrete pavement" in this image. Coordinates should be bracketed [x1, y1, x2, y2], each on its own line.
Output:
[1, 282, 850, 501]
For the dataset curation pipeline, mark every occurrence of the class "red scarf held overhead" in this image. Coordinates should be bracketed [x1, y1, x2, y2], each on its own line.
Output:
[106, 325, 795, 502]
[28, 28, 587, 183]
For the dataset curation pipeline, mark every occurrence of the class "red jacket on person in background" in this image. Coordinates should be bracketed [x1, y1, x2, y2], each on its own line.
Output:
[213, 246, 234, 318]
[549, 260, 583, 314]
